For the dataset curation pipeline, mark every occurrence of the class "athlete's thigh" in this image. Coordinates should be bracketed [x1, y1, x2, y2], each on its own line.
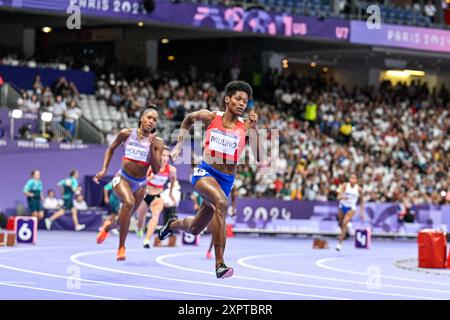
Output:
[150, 197, 164, 212]
[343, 210, 355, 225]
[113, 176, 134, 204]
[193, 176, 228, 207]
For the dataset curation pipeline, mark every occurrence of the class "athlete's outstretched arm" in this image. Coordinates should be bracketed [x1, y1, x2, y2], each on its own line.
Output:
[149, 137, 164, 174]
[336, 184, 346, 200]
[170, 109, 216, 161]
[93, 129, 131, 184]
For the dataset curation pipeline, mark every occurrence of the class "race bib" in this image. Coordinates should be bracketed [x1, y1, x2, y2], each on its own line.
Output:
[209, 129, 240, 156]
[124, 144, 149, 162]
[150, 174, 169, 186]
[193, 168, 207, 177]
[112, 176, 121, 187]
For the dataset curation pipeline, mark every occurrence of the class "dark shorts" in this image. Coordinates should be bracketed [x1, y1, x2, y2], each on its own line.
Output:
[144, 194, 161, 206]
[27, 198, 42, 212]
[162, 206, 178, 227]
[63, 198, 74, 210]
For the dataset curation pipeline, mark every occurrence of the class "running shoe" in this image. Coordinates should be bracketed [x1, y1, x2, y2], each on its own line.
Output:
[206, 251, 212, 259]
[136, 228, 144, 238]
[75, 224, 86, 232]
[44, 218, 52, 230]
[335, 242, 342, 251]
[96, 220, 111, 244]
[158, 217, 177, 240]
[116, 246, 126, 261]
[143, 239, 151, 249]
[216, 263, 234, 279]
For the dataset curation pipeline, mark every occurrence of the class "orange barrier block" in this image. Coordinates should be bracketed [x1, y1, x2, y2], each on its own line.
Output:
[6, 233, 16, 246]
[418, 229, 447, 268]
[153, 235, 177, 247]
[313, 238, 329, 249]
[168, 235, 177, 247]
[226, 224, 234, 238]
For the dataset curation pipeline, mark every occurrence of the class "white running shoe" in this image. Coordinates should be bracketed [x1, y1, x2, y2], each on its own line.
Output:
[335, 243, 342, 251]
[75, 224, 86, 231]
[45, 218, 52, 230]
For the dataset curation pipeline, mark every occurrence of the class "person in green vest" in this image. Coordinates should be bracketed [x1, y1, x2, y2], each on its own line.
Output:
[305, 100, 318, 124]
[23, 170, 44, 220]
[44, 170, 86, 231]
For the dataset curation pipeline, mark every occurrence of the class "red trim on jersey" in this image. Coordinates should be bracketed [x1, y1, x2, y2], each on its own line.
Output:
[147, 163, 171, 188]
[123, 157, 150, 167]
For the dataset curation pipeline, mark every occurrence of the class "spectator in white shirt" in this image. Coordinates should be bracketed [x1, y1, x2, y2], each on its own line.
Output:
[26, 94, 40, 114]
[52, 95, 67, 123]
[424, 0, 437, 22]
[43, 189, 62, 210]
[64, 99, 82, 137]
[73, 194, 88, 210]
[413, 0, 422, 12]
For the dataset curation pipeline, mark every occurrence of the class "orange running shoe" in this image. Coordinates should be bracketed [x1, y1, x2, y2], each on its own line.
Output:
[96, 220, 112, 244]
[116, 246, 126, 261]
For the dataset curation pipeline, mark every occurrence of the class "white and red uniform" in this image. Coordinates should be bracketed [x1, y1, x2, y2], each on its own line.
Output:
[204, 111, 246, 163]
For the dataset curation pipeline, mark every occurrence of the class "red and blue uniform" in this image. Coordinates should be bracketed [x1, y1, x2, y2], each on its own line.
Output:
[192, 111, 246, 197]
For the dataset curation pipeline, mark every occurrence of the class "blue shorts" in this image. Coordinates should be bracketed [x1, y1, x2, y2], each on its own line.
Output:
[339, 204, 355, 214]
[191, 161, 235, 198]
[117, 169, 146, 193]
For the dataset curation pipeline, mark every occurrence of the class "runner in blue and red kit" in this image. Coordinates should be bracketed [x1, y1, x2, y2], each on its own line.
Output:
[159, 81, 264, 279]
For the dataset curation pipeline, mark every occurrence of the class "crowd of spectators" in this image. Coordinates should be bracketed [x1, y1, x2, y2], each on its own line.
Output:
[4, 51, 448, 205]
[90, 69, 449, 205]
[14, 75, 82, 141]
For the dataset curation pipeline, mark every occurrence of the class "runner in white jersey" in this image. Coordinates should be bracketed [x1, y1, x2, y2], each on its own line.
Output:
[135, 146, 177, 248]
[336, 173, 365, 251]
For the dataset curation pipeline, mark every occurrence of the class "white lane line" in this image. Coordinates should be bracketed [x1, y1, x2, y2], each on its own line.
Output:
[0, 282, 122, 300]
[0, 246, 242, 300]
[316, 257, 450, 286]
[235, 251, 450, 287]
[0, 282, 35, 284]
[236, 253, 450, 296]
[157, 251, 445, 300]
[71, 249, 345, 300]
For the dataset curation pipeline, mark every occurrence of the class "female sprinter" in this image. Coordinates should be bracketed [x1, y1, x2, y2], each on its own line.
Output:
[93, 108, 164, 260]
[159, 81, 263, 278]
